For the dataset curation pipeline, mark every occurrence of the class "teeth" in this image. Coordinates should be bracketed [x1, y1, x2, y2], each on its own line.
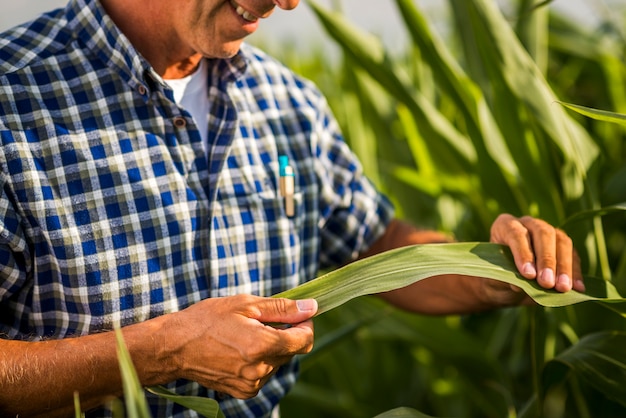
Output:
[232, 1, 258, 22]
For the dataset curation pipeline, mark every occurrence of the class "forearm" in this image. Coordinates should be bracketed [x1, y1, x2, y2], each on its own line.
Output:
[377, 274, 513, 315]
[0, 315, 173, 417]
[359, 219, 453, 260]
[0, 294, 318, 416]
[361, 219, 528, 315]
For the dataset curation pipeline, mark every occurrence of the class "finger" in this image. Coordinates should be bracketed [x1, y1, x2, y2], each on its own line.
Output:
[249, 298, 318, 324]
[282, 319, 315, 355]
[572, 250, 586, 292]
[235, 367, 280, 399]
[519, 216, 556, 289]
[491, 214, 537, 279]
[255, 368, 277, 391]
[228, 377, 264, 399]
[264, 319, 315, 359]
[249, 318, 315, 362]
[240, 362, 275, 382]
[553, 229, 573, 293]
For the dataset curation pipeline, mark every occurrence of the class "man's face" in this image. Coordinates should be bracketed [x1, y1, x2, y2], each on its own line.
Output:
[179, 0, 300, 58]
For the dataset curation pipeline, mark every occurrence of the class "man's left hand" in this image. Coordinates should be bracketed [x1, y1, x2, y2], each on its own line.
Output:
[490, 214, 585, 294]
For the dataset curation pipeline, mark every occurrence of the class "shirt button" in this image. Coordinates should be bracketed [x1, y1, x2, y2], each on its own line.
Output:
[137, 84, 148, 95]
[173, 117, 187, 128]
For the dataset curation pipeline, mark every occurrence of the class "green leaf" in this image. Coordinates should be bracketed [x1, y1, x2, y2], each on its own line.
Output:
[557, 101, 626, 126]
[542, 331, 626, 407]
[305, 0, 478, 175]
[114, 328, 152, 418]
[273, 243, 625, 316]
[396, 0, 522, 192]
[451, 0, 599, 203]
[74, 391, 84, 418]
[560, 203, 626, 228]
[146, 386, 226, 418]
[299, 307, 385, 371]
[374, 406, 438, 418]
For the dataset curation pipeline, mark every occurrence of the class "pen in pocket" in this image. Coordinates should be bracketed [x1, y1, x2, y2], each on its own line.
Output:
[279, 155, 295, 217]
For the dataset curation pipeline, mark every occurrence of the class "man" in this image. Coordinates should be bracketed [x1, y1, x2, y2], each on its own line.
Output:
[0, 0, 584, 417]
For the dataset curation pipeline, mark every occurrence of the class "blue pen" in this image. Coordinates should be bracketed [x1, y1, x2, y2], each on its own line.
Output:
[278, 155, 295, 217]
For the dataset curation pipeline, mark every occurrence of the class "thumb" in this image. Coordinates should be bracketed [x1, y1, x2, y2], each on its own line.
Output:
[253, 298, 318, 324]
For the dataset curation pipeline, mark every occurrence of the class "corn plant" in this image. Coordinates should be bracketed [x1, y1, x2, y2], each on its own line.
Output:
[78, 1, 626, 417]
[263, 0, 626, 417]
[73, 329, 225, 418]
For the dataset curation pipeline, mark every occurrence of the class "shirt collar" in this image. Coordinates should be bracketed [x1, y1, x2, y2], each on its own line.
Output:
[64, 0, 249, 93]
[216, 45, 250, 84]
[65, 0, 153, 91]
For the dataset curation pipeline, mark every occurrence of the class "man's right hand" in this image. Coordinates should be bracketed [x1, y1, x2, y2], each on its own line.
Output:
[160, 295, 318, 399]
[0, 295, 317, 417]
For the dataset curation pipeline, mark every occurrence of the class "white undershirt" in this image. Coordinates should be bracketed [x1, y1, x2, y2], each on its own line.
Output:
[164, 59, 210, 153]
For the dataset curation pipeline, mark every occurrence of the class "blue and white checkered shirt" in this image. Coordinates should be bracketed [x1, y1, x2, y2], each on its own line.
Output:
[0, 0, 394, 416]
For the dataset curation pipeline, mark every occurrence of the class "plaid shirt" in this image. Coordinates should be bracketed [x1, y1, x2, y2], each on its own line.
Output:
[0, 0, 393, 416]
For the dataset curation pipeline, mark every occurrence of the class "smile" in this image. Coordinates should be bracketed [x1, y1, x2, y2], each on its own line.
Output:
[229, 0, 259, 22]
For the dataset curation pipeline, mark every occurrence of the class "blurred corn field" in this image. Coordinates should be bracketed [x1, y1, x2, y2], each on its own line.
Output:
[253, 0, 626, 417]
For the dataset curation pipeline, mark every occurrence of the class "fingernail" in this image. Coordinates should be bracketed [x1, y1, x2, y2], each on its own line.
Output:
[522, 262, 536, 276]
[296, 299, 318, 312]
[575, 279, 586, 293]
[540, 268, 555, 287]
[557, 274, 572, 290]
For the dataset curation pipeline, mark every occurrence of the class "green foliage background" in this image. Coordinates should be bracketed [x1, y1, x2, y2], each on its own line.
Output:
[249, 0, 626, 417]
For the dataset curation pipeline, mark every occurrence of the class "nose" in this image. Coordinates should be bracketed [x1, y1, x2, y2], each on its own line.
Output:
[274, 0, 300, 10]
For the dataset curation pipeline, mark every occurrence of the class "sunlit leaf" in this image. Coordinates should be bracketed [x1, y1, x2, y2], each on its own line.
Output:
[374, 407, 438, 418]
[557, 101, 626, 126]
[395, 0, 524, 203]
[114, 328, 152, 418]
[74, 392, 84, 418]
[306, 0, 478, 174]
[274, 243, 625, 316]
[146, 386, 225, 418]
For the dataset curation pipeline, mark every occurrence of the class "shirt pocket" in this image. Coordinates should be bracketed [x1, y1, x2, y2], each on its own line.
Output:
[208, 191, 305, 297]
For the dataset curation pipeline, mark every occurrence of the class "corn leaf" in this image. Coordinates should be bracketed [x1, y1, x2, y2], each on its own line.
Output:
[273, 243, 625, 316]
[374, 407, 438, 418]
[461, 0, 599, 195]
[395, 0, 522, 202]
[299, 308, 384, 371]
[560, 203, 626, 228]
[74, 392, 84, 418]
[116, 320, 225, 417]
[114, 328, 152, 418]
[286, 381, 370, 416]
[542, 331, 626, 408]
[305, 0, 477, 173]
[146, 386, 225, 418]
[557, 101, 626, 127]
[366, 310, 510, 416]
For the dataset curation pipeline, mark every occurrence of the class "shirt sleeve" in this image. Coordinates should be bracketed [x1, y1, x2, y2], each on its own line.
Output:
[0, 171, 31, 303]
[312, 96, 395, 270]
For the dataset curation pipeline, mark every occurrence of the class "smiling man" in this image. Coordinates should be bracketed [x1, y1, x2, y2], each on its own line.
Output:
[0, 0, 583, 417]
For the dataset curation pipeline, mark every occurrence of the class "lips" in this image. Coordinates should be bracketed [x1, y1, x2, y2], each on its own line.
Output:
[229, 0, 259, 22]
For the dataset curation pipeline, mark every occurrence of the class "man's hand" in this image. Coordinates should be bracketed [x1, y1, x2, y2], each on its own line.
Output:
[162, 295, 317, 399]
[479, 214, 586, 308]
[369, 217, 585, 314]
[490, 214, 585, 293]
[0, 295, 317, 417]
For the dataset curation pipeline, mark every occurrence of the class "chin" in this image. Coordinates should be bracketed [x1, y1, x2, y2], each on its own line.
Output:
[207, 40, 245, 59]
